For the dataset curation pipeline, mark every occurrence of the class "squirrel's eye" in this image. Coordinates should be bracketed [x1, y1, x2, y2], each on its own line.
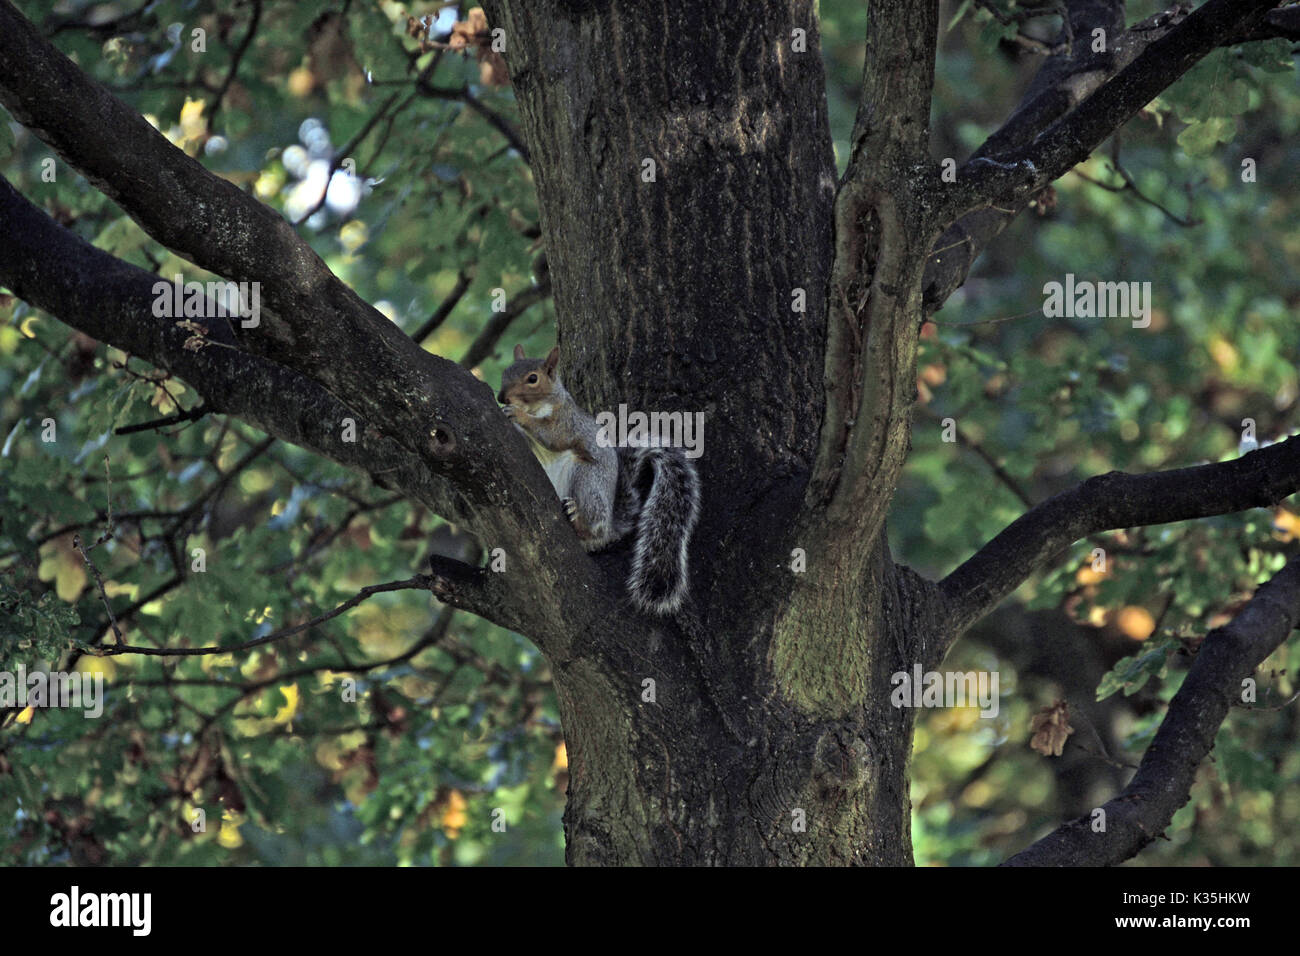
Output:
[527, 374, 538, 384]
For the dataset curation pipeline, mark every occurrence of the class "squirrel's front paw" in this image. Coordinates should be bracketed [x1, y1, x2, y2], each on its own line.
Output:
[561, 498, 594, 541]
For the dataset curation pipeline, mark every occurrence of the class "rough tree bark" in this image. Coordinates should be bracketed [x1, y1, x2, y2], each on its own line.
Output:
[2, 0, 1299, 865]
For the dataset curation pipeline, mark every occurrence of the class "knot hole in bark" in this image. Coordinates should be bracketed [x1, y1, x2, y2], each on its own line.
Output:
[428, 423, 456, 457]
[812, 728, 872, 794]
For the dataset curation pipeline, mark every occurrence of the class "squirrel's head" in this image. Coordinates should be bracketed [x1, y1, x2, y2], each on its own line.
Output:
[497, 344, 561, 407]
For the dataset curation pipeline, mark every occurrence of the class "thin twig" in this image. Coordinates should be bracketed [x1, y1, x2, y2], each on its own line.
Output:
[94, 575, 436, 657]
[72, 532, 124, 645]
[918, 406, 1034, 508]
[207, 0, 264, 131]
[293, 90, 414, 225]
[1066, 140, 1202, 228]
[114, 403, 208, 435]
[458, 277, 552, 369]
[412, 269, 473, 343]
[929, 306, 1047, 328]
[417, 81, 530, 163]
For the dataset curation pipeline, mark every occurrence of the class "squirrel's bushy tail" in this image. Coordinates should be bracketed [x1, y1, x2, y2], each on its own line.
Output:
[626, 446, 700, 615]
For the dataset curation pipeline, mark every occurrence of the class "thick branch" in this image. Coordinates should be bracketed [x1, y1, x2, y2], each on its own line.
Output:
[0, 0, 492, 482]
[0, 176, 560, 642]
[805, 0, 939, 549]
[0, 0, 615, 652]
[1005, 555, 1300, 866]
[1238, 5, 1300, 42]
[938, 436, 1300, 646]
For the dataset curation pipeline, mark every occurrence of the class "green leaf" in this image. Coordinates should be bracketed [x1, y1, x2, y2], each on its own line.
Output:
[1177, 117, 1235, 156]
[1097, 642, 1171, 701]
[1222, 79, 1251, 116]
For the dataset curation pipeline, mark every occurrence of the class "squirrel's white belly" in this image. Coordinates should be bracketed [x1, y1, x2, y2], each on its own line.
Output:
[532, 444, 578, 498]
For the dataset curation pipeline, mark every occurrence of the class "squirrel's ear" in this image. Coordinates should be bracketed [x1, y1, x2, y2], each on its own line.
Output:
[544, 346, 560, 376]
[513, 344, 526, 361]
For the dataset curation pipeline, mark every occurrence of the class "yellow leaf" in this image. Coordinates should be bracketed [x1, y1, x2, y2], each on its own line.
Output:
[38, 537, 87, 603]
[339, 220, 369, 254]
[1075, 563, 1109, 586]
[217, 811, 245, 849]
[441, 789, 468, 838]
[931, 706, 980, 734]
[233, 716, 268, 737]
[179, 97, 206, 139]
[287, 67, 315, 97]
[254, 167, 285, 200]
[15, 706, 35, 725]
[315, 741, 344, 771]
[102, 580, 138, 599]
[1208, 335, 1239, 374]
[273, 684, 300, 725]
[149, 381, 185, 413]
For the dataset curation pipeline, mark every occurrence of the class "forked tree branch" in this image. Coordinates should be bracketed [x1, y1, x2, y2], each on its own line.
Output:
[1005, 554, 1300, 866]
[939, 0, 1279, 225]
[0, 0, 465, 444]
[0, 0, 612, 654]
[0, 3, 498, 508]
[938, 436, 1300, 648]
[805, 0, 939, 549]
[0, 177, 532, 636]
[808, 0, 1286, 552]
[924, 0, 1292, 314]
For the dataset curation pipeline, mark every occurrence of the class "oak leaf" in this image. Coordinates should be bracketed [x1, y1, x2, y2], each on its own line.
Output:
[1029, 700, 1074, 757]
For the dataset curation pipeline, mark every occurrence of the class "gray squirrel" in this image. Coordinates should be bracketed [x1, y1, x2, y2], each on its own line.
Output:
[497, 344, 700, 615]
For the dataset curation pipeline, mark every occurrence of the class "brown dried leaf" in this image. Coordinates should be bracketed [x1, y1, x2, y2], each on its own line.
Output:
[1029, 700, 1074, 757]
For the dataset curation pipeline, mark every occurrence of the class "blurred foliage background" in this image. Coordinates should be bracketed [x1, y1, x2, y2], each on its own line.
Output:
[0, 0, 1296, 866]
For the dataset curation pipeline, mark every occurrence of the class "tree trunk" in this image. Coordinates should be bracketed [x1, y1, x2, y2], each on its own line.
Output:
[551, 543, 941, 865]
[484, 0, 935, 865]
